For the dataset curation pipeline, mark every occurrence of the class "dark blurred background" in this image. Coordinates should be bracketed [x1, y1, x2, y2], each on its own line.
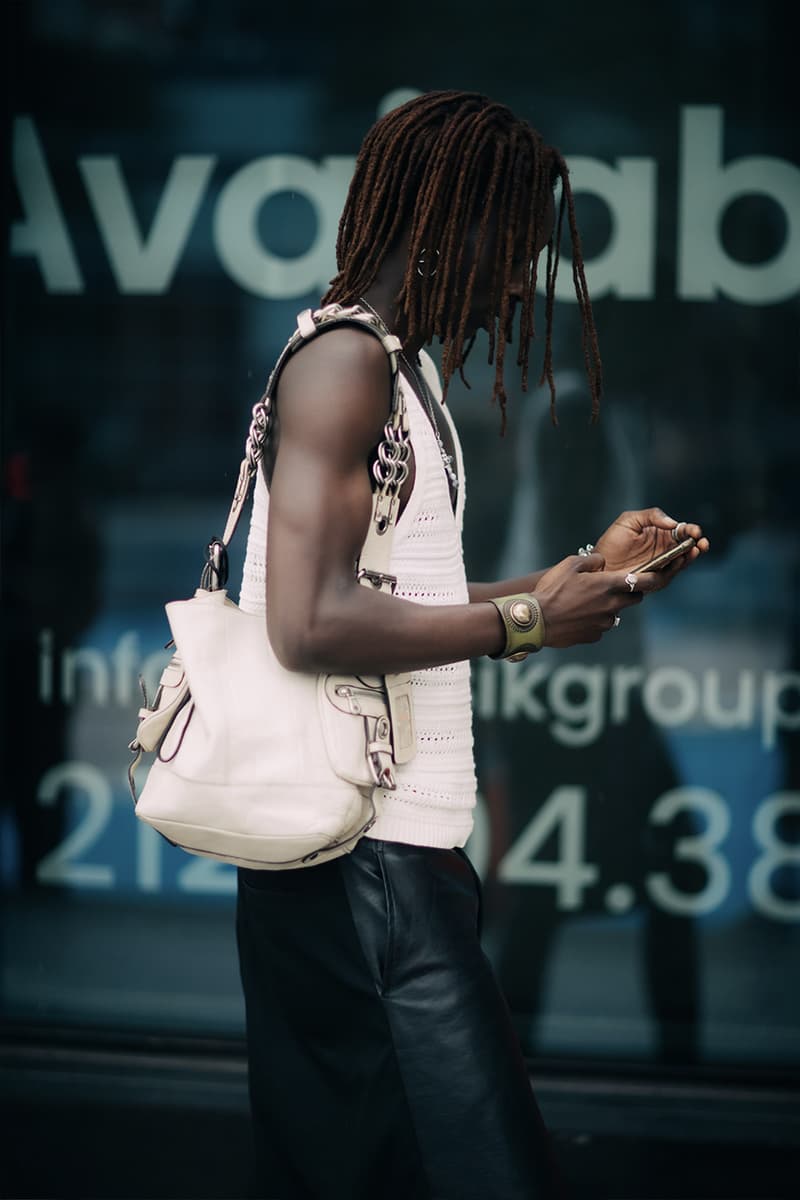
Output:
[2, 1, 799, 1196]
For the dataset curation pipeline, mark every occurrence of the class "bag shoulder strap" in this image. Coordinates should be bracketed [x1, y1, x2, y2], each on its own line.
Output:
[203, 303, 410, 596]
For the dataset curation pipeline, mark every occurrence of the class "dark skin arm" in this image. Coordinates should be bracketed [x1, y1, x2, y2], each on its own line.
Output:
[265, 329, 670, 675]
[468, 576, 547, 604]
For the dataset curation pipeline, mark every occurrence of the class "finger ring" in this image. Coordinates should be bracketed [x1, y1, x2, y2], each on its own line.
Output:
[613, 615, 621, 628]
[625, 572, 638, 592]
[671, 521, 686, 543]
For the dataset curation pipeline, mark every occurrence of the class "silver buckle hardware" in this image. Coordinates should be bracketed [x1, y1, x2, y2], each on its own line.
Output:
[356, 568, 397, 593]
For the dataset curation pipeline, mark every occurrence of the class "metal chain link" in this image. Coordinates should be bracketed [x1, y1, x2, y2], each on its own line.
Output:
[372, 421, 411, 494]
[244, 392, 273, 475]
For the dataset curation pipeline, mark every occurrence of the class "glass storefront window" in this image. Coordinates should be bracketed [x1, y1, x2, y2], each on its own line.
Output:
[3, 0, 798, 1071]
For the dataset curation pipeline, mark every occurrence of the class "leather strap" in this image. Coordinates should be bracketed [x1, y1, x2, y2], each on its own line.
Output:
[210, 303, 409, 594]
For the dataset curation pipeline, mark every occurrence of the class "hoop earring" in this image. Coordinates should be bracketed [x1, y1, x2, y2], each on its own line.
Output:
[417, 248, 439, 278]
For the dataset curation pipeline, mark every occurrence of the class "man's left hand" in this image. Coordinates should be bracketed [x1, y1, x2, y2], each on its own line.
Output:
[594, 507, 710, 577]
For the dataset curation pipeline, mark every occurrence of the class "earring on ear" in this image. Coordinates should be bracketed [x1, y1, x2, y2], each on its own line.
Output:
[417, 248, 440, 278]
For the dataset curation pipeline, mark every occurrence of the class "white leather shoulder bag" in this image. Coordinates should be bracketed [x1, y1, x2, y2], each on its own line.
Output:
[128, 303, 416, 870]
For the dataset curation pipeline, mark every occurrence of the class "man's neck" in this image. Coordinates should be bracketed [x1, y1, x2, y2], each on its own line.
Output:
[357, 231, 426, 358]
[359, 284, 425, 359]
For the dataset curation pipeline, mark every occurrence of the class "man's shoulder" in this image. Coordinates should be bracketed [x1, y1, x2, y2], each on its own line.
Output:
[280, 317, 391, 392]
[274, 315, 394, 450]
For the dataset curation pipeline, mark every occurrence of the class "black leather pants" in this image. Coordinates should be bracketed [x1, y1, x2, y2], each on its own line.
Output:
[237, 838, 563, 1200]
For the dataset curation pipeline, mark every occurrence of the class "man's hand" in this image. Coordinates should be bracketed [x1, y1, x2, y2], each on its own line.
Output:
[593, 507, 709, 574]
[533, 551, 669, 646]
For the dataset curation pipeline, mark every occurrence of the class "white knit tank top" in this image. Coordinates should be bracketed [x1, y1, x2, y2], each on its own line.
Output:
[239, 347, 477, 849]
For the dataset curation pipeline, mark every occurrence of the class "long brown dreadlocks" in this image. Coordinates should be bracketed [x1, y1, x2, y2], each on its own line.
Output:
[323, 90, 602, 428]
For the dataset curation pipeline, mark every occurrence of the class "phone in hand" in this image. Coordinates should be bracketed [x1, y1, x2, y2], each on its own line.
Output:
[633, 536, 696, 573]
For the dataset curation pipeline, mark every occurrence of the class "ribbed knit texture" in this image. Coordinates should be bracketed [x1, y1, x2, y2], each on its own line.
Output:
[239, 347, 477, 849]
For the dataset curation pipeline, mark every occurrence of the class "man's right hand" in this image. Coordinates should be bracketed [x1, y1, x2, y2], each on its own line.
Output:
[533, 551, 663, 647]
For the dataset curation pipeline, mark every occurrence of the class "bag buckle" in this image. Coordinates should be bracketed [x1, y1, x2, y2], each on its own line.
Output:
[366, 713, 396, 789]
[356, 568, 397, 593]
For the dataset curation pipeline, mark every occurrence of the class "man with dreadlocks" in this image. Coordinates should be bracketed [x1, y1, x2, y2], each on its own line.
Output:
[236, 91, 707, 1200]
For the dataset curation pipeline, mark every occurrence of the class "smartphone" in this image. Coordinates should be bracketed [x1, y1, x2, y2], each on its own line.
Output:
[633, 536, 696, 573]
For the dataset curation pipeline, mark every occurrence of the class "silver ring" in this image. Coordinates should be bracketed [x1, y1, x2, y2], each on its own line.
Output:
[625, 572, 638, 592]
[613, 615, 621, 628]
[671, 521, 686, 543]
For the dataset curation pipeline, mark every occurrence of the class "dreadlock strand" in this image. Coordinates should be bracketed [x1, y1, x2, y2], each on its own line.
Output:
[444, 146, 498, 392]
[483, 145, 507, 369]
[483, 137, 517, 374]
[561, 171, 602, 419]
[493, 137, 525, 412]
[539, 169, 568, 423]
[426, 107, 500, 340]
[518, 130, 545, 383]
[431, 112, 495, 340]
[437, 123, 498, 383]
